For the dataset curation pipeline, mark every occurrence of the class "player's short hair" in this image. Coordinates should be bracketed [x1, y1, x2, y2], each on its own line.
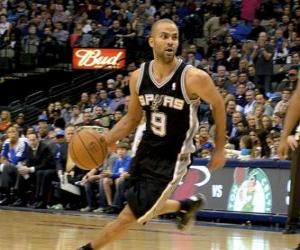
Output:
[150, 18, 178, 37]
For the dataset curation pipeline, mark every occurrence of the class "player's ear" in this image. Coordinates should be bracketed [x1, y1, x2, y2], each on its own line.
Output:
[148, 36, 154, 48]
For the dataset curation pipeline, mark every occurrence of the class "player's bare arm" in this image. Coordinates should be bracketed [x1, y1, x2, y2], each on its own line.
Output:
[104, 69, 143, 146]
[186, 67, 226, 170]
[281, 77, 300, 139]
[278, 73, 300, 159]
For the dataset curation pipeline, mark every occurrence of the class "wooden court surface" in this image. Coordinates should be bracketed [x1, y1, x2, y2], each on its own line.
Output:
[0, 209, 298, 250]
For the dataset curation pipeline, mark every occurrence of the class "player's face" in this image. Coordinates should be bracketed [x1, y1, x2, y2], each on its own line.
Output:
[149, 23, 179, 63]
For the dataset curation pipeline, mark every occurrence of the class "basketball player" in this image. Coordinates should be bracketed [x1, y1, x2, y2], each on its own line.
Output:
[78, 19, 226, 250]
[278, 72, 300, 248]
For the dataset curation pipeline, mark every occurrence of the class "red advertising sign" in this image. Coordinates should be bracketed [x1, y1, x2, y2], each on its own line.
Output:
[72, 48, 126, 70]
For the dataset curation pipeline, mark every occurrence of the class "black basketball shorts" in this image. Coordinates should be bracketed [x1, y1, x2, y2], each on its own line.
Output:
[125, 147, 191, 224]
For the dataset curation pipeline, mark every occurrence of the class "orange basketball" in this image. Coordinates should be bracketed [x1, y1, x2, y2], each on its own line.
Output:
[69, 128, 108, 170]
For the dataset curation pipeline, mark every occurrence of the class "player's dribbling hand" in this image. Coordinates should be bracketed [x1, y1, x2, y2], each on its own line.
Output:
[207, 148, 226, 172]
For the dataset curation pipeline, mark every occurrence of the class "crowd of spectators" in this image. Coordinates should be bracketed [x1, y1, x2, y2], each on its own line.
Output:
[0, 0, 299, 212]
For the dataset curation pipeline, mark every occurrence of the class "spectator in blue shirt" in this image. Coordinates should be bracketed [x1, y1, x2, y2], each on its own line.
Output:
[0, 125, 28, 205]
[101, 142, 131, 211]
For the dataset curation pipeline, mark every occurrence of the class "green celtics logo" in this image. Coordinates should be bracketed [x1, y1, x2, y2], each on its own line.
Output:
[227, 168, 272, 213]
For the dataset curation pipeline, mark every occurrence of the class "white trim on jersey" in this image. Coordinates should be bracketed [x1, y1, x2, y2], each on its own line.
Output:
[137, 155, 190, 225]
[136, 63, 146, 95]
[180, 64, 193, 104]
[179, 103, 199, 154]
[149, 58, 183, 88]
[180, 65, 201, 105]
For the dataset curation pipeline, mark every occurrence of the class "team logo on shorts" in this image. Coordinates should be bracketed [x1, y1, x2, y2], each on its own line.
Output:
[227, 168, 272, 213]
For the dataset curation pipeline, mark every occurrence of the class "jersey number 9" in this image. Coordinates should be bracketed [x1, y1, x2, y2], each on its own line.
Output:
[151, 112, 167, 137]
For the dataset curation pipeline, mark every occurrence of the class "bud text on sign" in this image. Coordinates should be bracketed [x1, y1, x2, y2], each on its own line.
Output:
[72, 48, 126, 70]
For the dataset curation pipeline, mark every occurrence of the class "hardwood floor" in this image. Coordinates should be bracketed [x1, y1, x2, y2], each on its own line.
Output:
[0, 209, 298, 250]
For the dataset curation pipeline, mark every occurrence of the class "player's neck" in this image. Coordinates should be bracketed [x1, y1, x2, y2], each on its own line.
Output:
[152, 58, 178, 81]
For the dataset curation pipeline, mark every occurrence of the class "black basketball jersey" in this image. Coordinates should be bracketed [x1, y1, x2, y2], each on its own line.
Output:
[137, 59, 200, 155]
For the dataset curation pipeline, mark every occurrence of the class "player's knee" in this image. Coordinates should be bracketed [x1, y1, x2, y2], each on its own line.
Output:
[116, 206, 136, 226]
[117, 212, 135, 227]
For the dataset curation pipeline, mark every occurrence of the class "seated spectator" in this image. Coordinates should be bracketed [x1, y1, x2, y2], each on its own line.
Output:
[274, 89, 291, 114]
[244, 89, 256, 115]
[93, 106, 110, 128]
[82, 111, 96, 126]
[290, 52, 300, 66]
[95, 82, 105, 97]
[69, 105, 83, 126]
[227, 46, 240, 71]
[0, 125, 28, 205]
[32, 129, 65, 209]
[12, 132, 56, 207]
[108, 88, 125, 113]
[212, 51, 229, 73]
[102, 20, 124, 47]
[226, 135, 254, 160]
[102, 142, 131, 212]
[249, 129, 262, 158]
[194, 125, 214, 158]
[14, 113, 27, 136]
[109, 110, 124, 128]
[229, 120, 249, 150]
[52, 21, 69, 58]
[238, 58, 249, 73]
[247, 65, 257, 84]
[226, 72, 239, 95]
[61, 102, 72, 124]
[253, 93, 274, 116]
[77, 92, 91, 112]
[235, 83, 247, 108]
[50, 109, 65, 130]
[238, 72, 256, 90]
[212, 65, 229, 88]
[35, 117, 56, 153]
[71, 23, 92, 48]
[203, 14, 229, 41]
[21, 24, 39, 55]
[80, 151, 118, 213]
[229, 111, 244, 138]
[272, 112, 284, 131]
[289, 37, 300, 54]
[231, 20, 252, 42]
[246, 113, 258, 130]
[50, 126, 88, 210]
[269, 131, 280, 159]
[187, 51, 201, 67]
[97, 90, 112, 111]
[249, 19, 266, 41]
[0, 14, 11, 36]
[0, 110, 11, 135]
[38, 26, 58, 66]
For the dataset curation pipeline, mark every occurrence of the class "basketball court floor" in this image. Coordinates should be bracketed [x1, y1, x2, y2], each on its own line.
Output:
[0, 209, 298, 250]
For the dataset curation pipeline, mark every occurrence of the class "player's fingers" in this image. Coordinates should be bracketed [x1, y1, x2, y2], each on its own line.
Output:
[293, 140, 298, 150]
[289, 140, 297, 151]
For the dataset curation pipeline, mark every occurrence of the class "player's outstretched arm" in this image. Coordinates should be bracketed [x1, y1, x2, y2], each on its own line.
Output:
[104, 69, 143, 146]
[186, 68, 226, 170]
